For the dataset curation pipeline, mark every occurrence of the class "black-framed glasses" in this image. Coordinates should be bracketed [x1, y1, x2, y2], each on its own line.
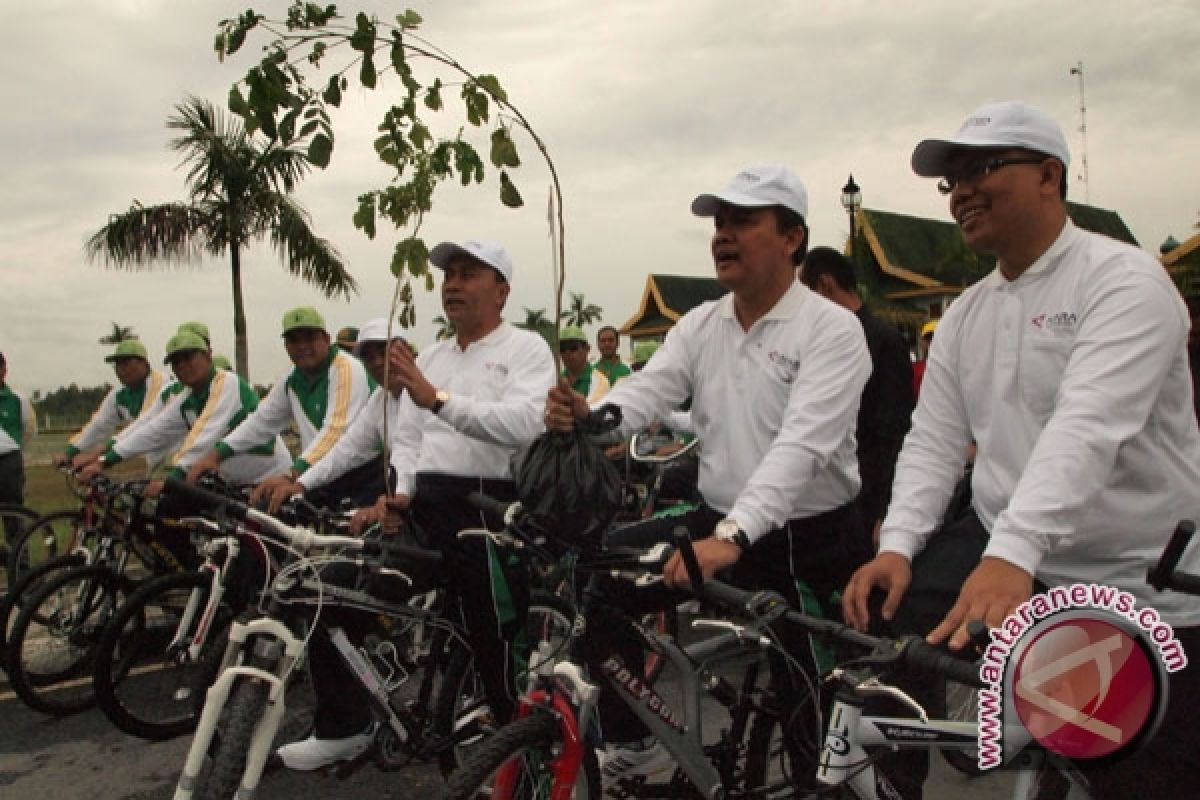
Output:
[937, 157, 1046, 195]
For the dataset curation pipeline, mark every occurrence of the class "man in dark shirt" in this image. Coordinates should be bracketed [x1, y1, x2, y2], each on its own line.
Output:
[801, 246, 914, 545]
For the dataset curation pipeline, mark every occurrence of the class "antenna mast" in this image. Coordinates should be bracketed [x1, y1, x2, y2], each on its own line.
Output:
[1069, 61, 1090, 203]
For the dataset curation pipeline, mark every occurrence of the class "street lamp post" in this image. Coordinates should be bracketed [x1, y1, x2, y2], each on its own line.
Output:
[841, 174, 862, 264]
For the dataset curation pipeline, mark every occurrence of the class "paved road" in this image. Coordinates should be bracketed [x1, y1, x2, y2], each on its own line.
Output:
[1, 660, 1026, 800]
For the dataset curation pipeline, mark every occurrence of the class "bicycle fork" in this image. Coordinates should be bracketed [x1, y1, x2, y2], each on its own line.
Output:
[173, 617, 300, 800]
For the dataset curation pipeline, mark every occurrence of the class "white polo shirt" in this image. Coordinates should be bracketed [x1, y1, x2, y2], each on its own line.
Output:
[389, 323, 556, 496]
[880, 220, 1200, 626]
[603, 281, 871, 543]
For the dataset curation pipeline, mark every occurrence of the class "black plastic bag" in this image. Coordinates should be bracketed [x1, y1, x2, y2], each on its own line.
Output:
[516, 405, 623, 552]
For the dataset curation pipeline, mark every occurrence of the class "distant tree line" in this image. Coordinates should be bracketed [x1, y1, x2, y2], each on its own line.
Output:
[32, 384, 112, 431]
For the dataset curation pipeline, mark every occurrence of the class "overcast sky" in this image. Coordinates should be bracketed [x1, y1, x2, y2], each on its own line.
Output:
[2, 0, 1197, 395]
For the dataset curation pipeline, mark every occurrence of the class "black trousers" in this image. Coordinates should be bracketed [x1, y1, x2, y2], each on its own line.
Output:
[306, 453, 390, 511]
[583, 501, 867, 784]
[306, 472, 529, 738]
[0, 451, 26, 546]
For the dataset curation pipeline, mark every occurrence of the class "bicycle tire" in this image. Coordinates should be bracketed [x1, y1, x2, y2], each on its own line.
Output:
[0, 504, 39, 583]
[940, 678, 985, 778]
[7, 564, 130, 715]
[193, 672, 272, 800]
[442, 707, 601, 800]
[6, 510, 87, 587]
[93, 571, 231, 741]
[0, 553, 86, 668]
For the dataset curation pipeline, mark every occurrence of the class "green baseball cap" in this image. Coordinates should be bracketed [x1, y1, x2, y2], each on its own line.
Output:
[336, 326, 359, 347]
[177, 321, 211, 344]
[104, 339, 148, 363]
[281, 306, 326, 336]
[559, 325, 588, 344]
[632, 340, 660, 365]
[163, 331, 210, 364]
[212, 354, 232, 370]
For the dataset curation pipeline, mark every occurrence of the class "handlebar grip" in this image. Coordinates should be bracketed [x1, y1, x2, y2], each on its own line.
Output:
[672, 527, 706, 597]
[902, 637, 984, 689]
[164, 477, 249, 521]
[700, 579, 756, 613]
[466, 491, 514, 522]
[380, 541, 444, 565]
[1148, 520, 1196, 591]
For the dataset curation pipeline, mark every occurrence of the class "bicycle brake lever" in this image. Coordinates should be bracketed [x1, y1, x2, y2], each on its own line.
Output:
[456, 528, 521, 548]
[691, 618, 772, 647]
[832, 671, 931, 722]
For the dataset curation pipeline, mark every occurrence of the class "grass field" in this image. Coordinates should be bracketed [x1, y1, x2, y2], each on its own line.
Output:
[22, 431, 152, 514]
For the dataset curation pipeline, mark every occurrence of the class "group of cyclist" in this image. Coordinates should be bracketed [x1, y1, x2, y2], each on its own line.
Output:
[39, 99, 1200, 799]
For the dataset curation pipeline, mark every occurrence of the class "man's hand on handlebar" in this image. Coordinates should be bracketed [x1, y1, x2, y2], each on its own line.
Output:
[663, 535, 741, 589]
[926, 557, 1032, 651]
[350, 495, 388, 536]
[76, 461, 106, 483]
[186, 451, 222, 484]
[841, 552, 913, 633]
[250, 474, 295, 513]
[382, 493, 411, 537]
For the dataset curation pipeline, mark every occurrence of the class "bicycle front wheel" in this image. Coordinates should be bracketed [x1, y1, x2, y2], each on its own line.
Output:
[0, 503, 39, 580]
[193, 673, 271, 800]
[7, 510, 87, 587]
[1, 553, 87, 668]
[7, 564, 130, 715]
[443, 708, 600, 800]
[94, 571, 231, 741]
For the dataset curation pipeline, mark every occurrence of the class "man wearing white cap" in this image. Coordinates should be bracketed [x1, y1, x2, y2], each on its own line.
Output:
[842, 101, 1200, 797]
[275, 240, 556, 771]
[545, 165, 872, 787]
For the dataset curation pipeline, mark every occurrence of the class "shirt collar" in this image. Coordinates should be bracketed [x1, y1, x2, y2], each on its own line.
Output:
[453, 322, 508, 352]
[717, 280, 807, 323]
[985, 219, 1076, 290]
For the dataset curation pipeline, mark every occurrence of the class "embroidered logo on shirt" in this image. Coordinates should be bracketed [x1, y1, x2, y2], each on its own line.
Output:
[766, 350, 800, 384]
[1031, 312, 1077, 334]
[486, 362, 509, 377]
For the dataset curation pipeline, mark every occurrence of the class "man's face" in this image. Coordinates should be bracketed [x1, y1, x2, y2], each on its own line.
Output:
[560, 340, 590, 376]
[946, 149, 1052, 256]
[113, 357, 149, 387]
[168, 350, 212, 390]
[441, 256, 508, 329]
[597, 329, 619, 359]
[710, 204, 803, 293]
[284, 328, 331, 374]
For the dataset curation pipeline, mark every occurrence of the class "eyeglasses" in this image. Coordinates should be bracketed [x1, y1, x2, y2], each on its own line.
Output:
[937, 157, 1046, 195]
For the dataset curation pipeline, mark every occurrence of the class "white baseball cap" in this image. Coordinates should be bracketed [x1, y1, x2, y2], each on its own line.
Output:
[911, 101, 1071, 177]
[691, 164, 808, 220]
[429, 239, 514, 283]
[353, 317, 403, 355]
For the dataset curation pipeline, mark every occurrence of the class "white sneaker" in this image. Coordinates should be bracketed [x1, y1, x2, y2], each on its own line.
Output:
[276, 723, 377, 771]
[597, 738, 673, 787]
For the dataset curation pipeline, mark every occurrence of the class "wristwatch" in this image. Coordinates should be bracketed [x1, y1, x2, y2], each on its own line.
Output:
[430, 389, 450, 415]
[713, 519, 750, 552]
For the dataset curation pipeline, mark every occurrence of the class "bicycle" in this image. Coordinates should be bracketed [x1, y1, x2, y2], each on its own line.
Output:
[164, 478, 576, 800]
[445, 528, 1094, 800]
[4, 477, 204, 714]
[5, 465, 101, 586]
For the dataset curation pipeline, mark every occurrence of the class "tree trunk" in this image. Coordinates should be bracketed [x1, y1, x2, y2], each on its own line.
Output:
[230, 245, 249, 379]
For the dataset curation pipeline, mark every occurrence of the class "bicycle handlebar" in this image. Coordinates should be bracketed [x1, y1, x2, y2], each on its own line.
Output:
[1147, 520, 1200, 595]
[672, 529, 984, 689]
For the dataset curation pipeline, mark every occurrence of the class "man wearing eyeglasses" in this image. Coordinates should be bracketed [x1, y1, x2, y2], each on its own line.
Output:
[842, 101, 1200, 798]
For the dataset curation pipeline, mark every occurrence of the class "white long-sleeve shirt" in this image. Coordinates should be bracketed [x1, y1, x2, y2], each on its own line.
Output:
[218, 348, 372, 474]
[68, 370, 168, 455]
[298, 387, 399, 491]
[880, 220, 1200, 626]
[108, 369, 290, 485]
[389, 323, 556, 496]
[602, 281, 871, 543]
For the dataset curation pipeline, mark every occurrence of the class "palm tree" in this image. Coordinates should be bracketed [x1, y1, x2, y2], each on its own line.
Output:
[516, 307, 556, 346]
[560, 292, 603, 328]
[432, 314, 457, 341]
[97, 322, 137, 346]
[85, 96, 355, 378]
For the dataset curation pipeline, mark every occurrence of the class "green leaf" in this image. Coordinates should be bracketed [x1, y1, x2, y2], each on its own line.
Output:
[499, 171, 524, 208]
[399, 9, 423, 29]
[390, 34, 407, 75]
[409, 123, 431, 150]
[350, 12, 375, 53]
[353, 194, 377, 239]
[308, 133, 333, 168]
[424, 78, 443, 111]
[322, 74, 342, 106]
[360, 52, 377, 89]
[406, 237, 429, 277]
[474, 74, 508, 104]
[228, 85, 248, 116]
[489, 128, 520, 168]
